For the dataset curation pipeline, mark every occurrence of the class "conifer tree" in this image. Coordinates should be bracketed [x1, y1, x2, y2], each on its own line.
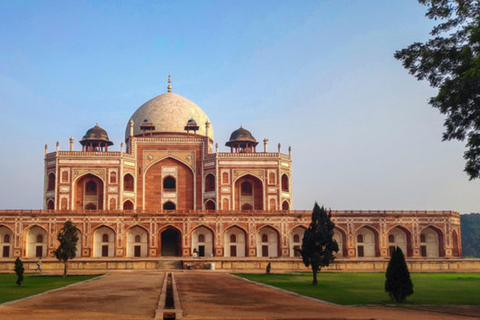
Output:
[54, 221, 79, 277]
[300, 203, 338, 285]
[14, 258, 24, 287]
[385, 247, 414, 303]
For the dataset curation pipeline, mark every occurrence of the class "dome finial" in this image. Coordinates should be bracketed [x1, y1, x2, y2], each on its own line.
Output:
[167, 73, 172, 93]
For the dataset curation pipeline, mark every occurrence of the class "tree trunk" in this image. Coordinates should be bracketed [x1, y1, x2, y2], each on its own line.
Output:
[63, 261, 68, 278]
[312, 266, 318, 285]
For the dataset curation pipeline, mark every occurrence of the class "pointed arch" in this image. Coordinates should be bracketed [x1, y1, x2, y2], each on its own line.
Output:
[123, 173, 134, 191]
[123, 199, 134, 210]
[234, 174, 264, 210]
[281, 174, 289, 192]
[47, 172, 55, 191]
[126, 225, 148, 258]
[0, 225, 14, 258]
[74, 173, 105, 210]
[160, 226, 182, 257]
[163, 201, 176, 210]
[93, 225, 115, 257]
[144, 157, 194, 210]
[355, 225, 379, 257]
[289, 226, 306, 257]
[24, 225, 48, 258]
[205, 173, 215, 191]
[224, 225, 247, 257]
[333, 226, 347, 258]
[257, 225, 280, 257]
[452, 229, 460, 257]
[420, 226, 444, 257]
[205, 200, 216, 210]
[46, 199, 55, 210]
[192, 225, 214, 257]
[387, 225, 413, 257]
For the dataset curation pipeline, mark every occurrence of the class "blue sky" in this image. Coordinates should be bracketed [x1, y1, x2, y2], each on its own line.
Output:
[1, 1, 479, 213]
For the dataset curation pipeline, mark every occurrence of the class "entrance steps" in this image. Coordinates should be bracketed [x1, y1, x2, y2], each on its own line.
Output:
[156, 260, 183, 270]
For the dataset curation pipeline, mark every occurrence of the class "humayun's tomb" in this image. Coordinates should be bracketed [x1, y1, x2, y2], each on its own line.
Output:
[0, 77, 474, 271]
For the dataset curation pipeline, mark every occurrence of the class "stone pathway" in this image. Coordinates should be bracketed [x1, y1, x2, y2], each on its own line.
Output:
[0, 271, 478, 319]
[0, 271, 164, 319]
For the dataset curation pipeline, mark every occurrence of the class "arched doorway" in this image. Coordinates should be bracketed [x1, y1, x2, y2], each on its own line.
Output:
[387, 226, 412, 257]
[74, 174, 104, 210]
[290, 226, 305, 257]
[192, 226, 214, 257]
[224, 226, 246, 257]
[257, 226, 279, 257]
[126, 226, 148, 258]
[234, 174, 263, 210]
[93, 226, 115, 257]
[161, 228, 181, 257]
[355, 226, 379, 257]
[0, 226, 13, 258]
[420, 226, 443, 257]
[26, 226, 47, 258]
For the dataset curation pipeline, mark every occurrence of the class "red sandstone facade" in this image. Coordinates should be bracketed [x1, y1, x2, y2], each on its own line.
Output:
[0, 81, 461, 262]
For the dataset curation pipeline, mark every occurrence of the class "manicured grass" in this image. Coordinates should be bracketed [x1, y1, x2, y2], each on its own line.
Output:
[236, 272, 480, 305]
[0, 273, 101, 304]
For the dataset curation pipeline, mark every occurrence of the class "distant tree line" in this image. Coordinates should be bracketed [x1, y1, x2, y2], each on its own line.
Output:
[461, 213, 480, 258]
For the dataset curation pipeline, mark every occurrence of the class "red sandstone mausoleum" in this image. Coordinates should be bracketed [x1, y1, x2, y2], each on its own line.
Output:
[0, 77, 463, 270]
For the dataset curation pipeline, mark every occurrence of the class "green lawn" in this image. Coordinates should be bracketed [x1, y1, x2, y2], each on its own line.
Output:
[236, 272, 480, 305]
[0, 273, 101, 304]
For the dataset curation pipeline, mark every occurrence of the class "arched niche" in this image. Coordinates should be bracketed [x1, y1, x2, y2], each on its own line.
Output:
[192, 226, 214, 257]
[333, 227, 347, 258]
[124, 173, 134, 191]
[355, 226, 379, 258]
[420, 226, 444, 258]
[234, 174, 263, 210]
[205, 200, 216, 210]
[257, 226, 279, 257]
[123, 200, 134, 210]
[0, 226, 14, 258]
[74, 173, 104, 210]
[224, 226, 246, 257]
[387, 226, 412, 257]
[93, 226, 115, 257]
[281, 174, 289, 192]
[25, 226, 47, 258]
[205, 174, 215, 192]
[289, 226, 305, 257]
[126, 226, 148, 258]
[144, 157, 194, 210]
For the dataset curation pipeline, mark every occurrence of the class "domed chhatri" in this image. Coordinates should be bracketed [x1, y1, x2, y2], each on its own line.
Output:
[226, 126, 259, 153]
[80, 124, 113, 152]
[125, 77, 213, 141]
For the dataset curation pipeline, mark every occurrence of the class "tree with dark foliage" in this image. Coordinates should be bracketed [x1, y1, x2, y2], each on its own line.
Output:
[395, 1, 480, 179]
[300, 203, 338, 285]
[461, 213, 480, 257]
[53, 221, 79, 277]
[385, 247, 414, 303]
[14, 258, 24, 287]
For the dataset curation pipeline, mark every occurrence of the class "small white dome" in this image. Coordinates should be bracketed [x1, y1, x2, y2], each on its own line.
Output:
[125, 92, 213, 141]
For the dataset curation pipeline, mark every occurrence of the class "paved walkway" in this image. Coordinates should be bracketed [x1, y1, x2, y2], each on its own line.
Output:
[0, 271, 478, 319]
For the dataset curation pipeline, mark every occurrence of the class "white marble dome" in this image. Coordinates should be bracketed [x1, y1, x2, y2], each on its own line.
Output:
[125, 92, 213, 141]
